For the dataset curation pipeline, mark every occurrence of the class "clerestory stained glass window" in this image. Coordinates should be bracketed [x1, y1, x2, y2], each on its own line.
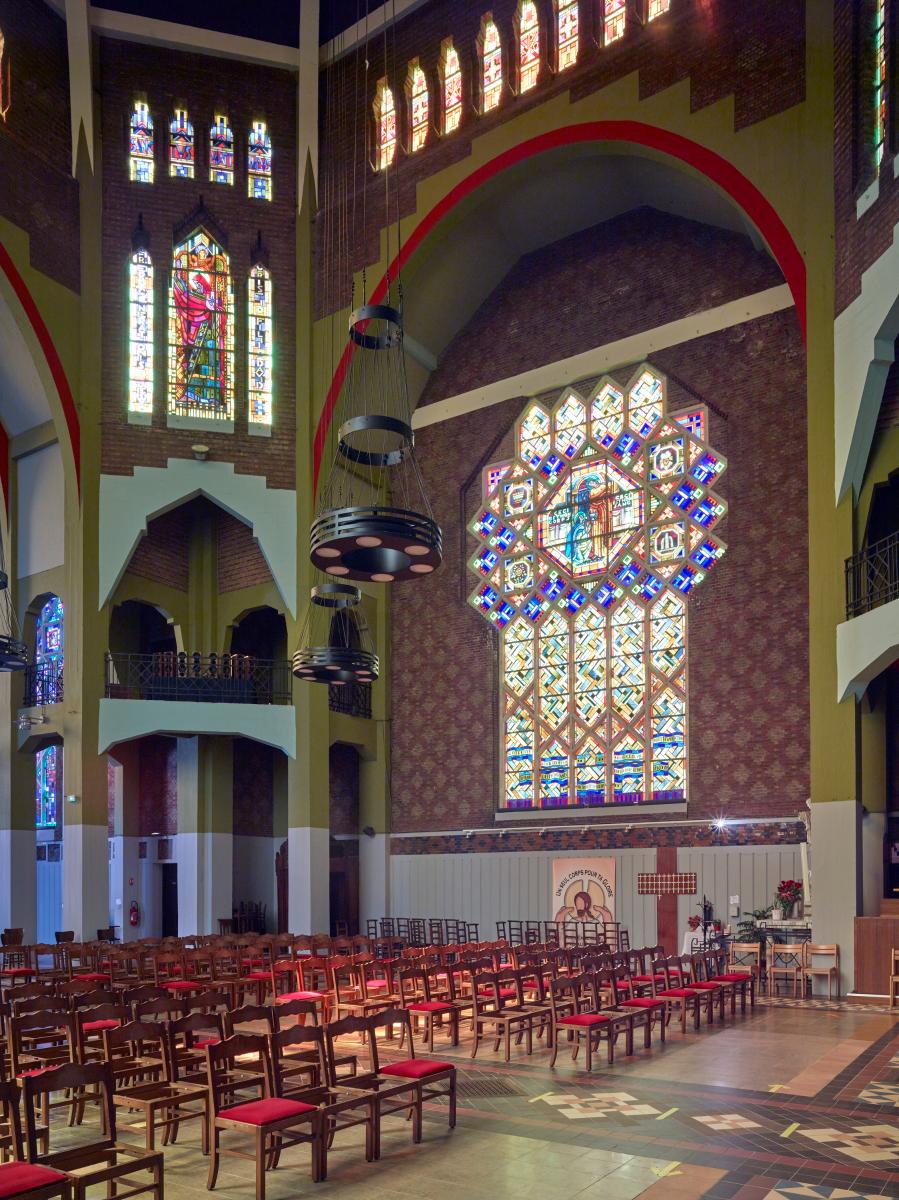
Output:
[128, 249, 154, 416]
[248, 120, 272, 199]
[646, 0, 671, 19]
[440, 39, 463, 134]
[209, 114, 233, 185]
[518, 0, 540, 92]
[36, 745, 60, 829]
[407, 61, 429, 152]
[129, 101, 154, 183]
[169, 108, 194, 177]
[555, 0, 579, 71]
[602, 0, 626, 45]
[35, 596, 64, 705]
[374, 80, 397, 170]
[168, 230, 234, 422]
[248, 265, 272, 426]
[480, 16, 503, 112]
[875, 0, 887, 170]
[467, 365, 728, 810]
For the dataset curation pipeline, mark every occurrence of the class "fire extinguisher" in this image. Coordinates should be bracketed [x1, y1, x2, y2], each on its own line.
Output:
[128, 901, 140, 927]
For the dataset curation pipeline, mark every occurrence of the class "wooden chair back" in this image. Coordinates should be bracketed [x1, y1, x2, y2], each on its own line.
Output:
[205, 1034, 271, 1116]
[223, 1002, 275, 1036]
[21, 1061, 117, 1155]
[324, 1007, 412, 1083]
[267, 1024, 327, 1094]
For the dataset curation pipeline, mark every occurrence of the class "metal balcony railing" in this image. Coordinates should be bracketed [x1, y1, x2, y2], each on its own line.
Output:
[23, 662, 64, 707]
[328, 681, 372, 719]
[105, 652, 292, 704]
[845, 531, 899, 619]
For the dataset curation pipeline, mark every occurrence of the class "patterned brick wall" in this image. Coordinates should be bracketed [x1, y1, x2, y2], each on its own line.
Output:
[217, 509, 273, 593]
[316, 0, 804, 310]
[329, 743, 360, 837]
[98, 38, 297, 486]
[233, 738, 273, 837]
[0, 0, 80, 293]
[126, 505, 190, 592]
[390, 210, 808, 835]
[137, 735, 178, 837]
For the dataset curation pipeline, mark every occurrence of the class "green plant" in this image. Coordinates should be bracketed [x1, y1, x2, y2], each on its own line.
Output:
[735, 905, 772, 942]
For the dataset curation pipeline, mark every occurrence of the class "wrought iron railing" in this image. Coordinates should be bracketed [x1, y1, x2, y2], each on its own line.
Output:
[845, 531, 899, 618]
[105, 652, 292, 704]
[23, 662, 64, 707]
[328, 681, 372, 718]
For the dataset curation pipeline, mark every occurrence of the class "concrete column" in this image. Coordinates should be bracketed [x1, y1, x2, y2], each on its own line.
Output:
[0, 709, 37, 941]
[287, 687, 330, 935]
[176, 736, 233, 936]
[107, 744, 142, 942]
[811, 799, 862, 996]
[359, 717, 390, 927]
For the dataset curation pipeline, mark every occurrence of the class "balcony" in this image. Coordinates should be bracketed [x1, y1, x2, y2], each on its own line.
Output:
[23, 662, 64, 707]
[845, 532, 899, 619]
[105, 652, 293, 705]
[328, 681, 372, 719]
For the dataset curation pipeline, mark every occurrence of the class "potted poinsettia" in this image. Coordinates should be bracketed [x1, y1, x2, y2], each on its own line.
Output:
[775, 879, 802, 920]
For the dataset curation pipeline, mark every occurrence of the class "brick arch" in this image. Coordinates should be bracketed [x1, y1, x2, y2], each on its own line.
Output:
[313, 120, 806, 490]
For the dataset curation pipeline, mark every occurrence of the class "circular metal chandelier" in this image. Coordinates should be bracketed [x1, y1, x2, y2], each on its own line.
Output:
[0, 551, 27, 673]
[291, 582, 379, 686]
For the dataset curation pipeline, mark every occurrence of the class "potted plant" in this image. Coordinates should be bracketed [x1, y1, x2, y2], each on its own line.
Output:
[735, 906, 771, 941]
[775, 879, 802, 920]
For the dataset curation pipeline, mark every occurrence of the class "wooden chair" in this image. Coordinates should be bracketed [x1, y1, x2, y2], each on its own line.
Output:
[767, 942, 804, 998]
[706, 949, 753, 1012]
[891, 949, 899, 1007]
[650, 957, 709, 1033]
[0, 1081, 71, 1200]
[396, 968, 461, 1052]
[803, 944, 840, 1000]
[273, 1000, 357, 1081]
[606, 966, 666, 1044]
[164, 1010, 225, 1083]
[471, 970, 538, 1062]
[727, 941, 762, 999]
[21, 1062, 164, 1200]
[548, 974, 627, 1070]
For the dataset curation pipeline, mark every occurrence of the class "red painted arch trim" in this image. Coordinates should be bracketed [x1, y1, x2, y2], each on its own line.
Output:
[314, 120, 805, 490]
[0, 240, 80, 492]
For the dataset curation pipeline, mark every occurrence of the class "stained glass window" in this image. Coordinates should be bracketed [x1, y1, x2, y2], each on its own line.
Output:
[248, 265, 272, 426]
[467, 364, 728, 810]
[441, 39, 463, 134]
[128, 249, 154, 416]
[169, 108, 194, 177]
[407, 60, 429, 152]
[518, 0, 540, 92]
[248, 120, 272, 199]
[875, 0, 887, 170]
[129, 101, 154, 183]
[209, 114, 233, 185]
[34, 596, 63, 705]
[168, 230, 234, 422]
[36, 745, 60, 829]
[602, 0, 626, 45]
[555, 0, 579, 71]
[646, 0, 671, 19]
[374, 79, 397, 170]
[480, 16, 503, 113]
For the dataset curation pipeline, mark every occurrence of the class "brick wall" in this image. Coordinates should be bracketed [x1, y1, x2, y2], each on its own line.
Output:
[126, 505, 190, 591]
[316, 0, 804, 310]
[329, 743, 360, 837]
[137, 735, 178, 837]
[98, 38, 296, 487]
[0, 0, 80, 292]
[390, 210, 808, 835]
[233, 738, 273, 837]
[217, 509, 273, 593]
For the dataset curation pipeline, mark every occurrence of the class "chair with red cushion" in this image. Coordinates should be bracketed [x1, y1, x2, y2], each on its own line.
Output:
[548, 974, 627, 1070]
[471, 970, 540, 1062]
[73, 1004, 127, 1065]
[706, 950, 752, 1012]
[0, 1080, 70, 1200]
[608, 966, 667, 1043]
[679, 956, 727, 1021]
[650, 957, 711, 1033]
[8, 1010, 77, 1131]
[396, 967, 462, 1053]
[325, 1008, 455, 1151]
[206, 1033, 324, 1198]
[0, 949, 36, 1005]
[164, 1010, 226, 1083]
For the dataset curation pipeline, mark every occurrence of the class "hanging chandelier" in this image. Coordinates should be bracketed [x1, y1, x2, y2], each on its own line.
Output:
[291, 582, 379, 685]
[0, 539, 26, 672]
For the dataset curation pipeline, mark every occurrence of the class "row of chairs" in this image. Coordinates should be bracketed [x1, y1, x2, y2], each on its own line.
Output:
[365, 919, 478, 946]
[729, 941, 840, 999]
[496, 921, 629, 950]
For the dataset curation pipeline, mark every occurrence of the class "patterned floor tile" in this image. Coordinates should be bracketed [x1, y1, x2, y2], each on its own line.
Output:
[693, 1112, 762, 1131]
[761, 1183, 889, 1200]
[797, 1123, 899, 1163]
[857, 1081, 899, 1106]
[538, 1091, 661, 1119]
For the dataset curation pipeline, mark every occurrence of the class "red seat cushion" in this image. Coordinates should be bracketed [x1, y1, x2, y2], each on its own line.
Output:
[82, 1019, 120, 1032]
[194, 1038, 220, 1049]
[558, 1013, 610, 1027]
[620, 998, 664, 1008]
[17, 1068, 52, 1078]
[658, 988, 699, 998]
[76, 973, 110, 982]
[1, 968, 34, 976]
[243, 971, 270, 982]
[0, 1161, 69, 1198]
[408, 1001, 455, 1013]
[477, 986, 518, 1000]
[380, 1059, 454, 1080]
[630, 974, 666, 983]
[366, 980, 389, 989]
[276, 991, 323, 1002]
[220, 1098, 316, 1126]
[688, 982, 721, 990]
[714, 973, 751, 982]
[241, 958, 265, 968]
[164, 981, 196, 991]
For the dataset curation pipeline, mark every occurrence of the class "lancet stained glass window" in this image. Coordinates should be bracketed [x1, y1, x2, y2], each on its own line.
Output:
[169, 108, 194, 177]
[441, 39, 463, 134]
[36, 745, 60, 829]
[602, 0, 626, 45]
[374, 80, 397, 170]
[518, 0, 540, 92]
[875, 0, 887, 169]
[555, 0, 579, 71]
[467, 365, 728, 810]
[646, 0, 671, 19]
[407, 61, 429, 152]
[128, 249, 154, 415]
[480, 16, 503, 112]
[35, 596, 64, 705]
[248, 265, 272, 426]
[168, 230, 234, 421]
[129, 101, 154, 183]
[248, 121, 272, 199]
[209, 114, 233, 185]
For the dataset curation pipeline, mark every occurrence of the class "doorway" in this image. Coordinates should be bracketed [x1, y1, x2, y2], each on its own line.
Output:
[161, 863, 178, 937]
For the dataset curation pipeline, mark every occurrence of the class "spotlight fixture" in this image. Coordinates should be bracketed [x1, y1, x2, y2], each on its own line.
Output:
[292, 582, 379, 686]
[713, 817, 727, 831]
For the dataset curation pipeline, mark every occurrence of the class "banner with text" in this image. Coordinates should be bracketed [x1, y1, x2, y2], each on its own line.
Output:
[552, 857, 616, 923]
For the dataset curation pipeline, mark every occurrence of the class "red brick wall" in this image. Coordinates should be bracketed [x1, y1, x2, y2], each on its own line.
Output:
[0, 0, 80, 292]
[390, 211, 808, 835]
[233, 738, 273, 837]
[217, 510, 273, 593]
[316, 0, 804, 310]
[126, 505, 190, 591]
[138, 735, 178, 837]
[329, 743, 359, 837]
[98, 38, 296, 487]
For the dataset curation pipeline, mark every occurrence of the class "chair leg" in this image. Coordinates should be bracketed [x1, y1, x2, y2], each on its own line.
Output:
[207, 1127, 220, 1191]
[448, 1073, 457, 1129]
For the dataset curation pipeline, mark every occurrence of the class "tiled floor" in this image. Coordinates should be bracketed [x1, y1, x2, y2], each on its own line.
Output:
[35, 1000, 899, 1199]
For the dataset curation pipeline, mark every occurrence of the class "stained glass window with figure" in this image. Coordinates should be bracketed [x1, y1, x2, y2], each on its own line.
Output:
[480, 16, 503, 112]
[248, 265, 272, 426]
[36, 746, 60, 829]
[35, 596, 63, 705]
[518, 1, 540, 92]
[407, 61, 429, 152]
[209, 114, 234, 185]
[168, 230, 234, 422]
[169, 108, 194, 177]
[128, 249, 154, 416]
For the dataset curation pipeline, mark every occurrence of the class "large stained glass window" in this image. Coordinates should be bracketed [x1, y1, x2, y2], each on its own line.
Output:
[129, 101, 154, 183]
[480, 16, 503, 113]
[518, 0, 540, 92]
[169, 108, 194, 177]
[248, 265, 272, 427]
[407, 60, 429, 152]
[128, 249, 154, 416]
[875, 0, 887, 170]
[374, 80, 397, 170]
[168, 230, 234, 422]
[248, 121, 272, 199]
[602, 0, 626, 45]
[209, 114, 234, 185]
[467, 365, 728, 810]
[35, 596, 64, 705]
[440, 39, 463, 134]
[555, 0, 579, 71]
[36, 745, 60, 829]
